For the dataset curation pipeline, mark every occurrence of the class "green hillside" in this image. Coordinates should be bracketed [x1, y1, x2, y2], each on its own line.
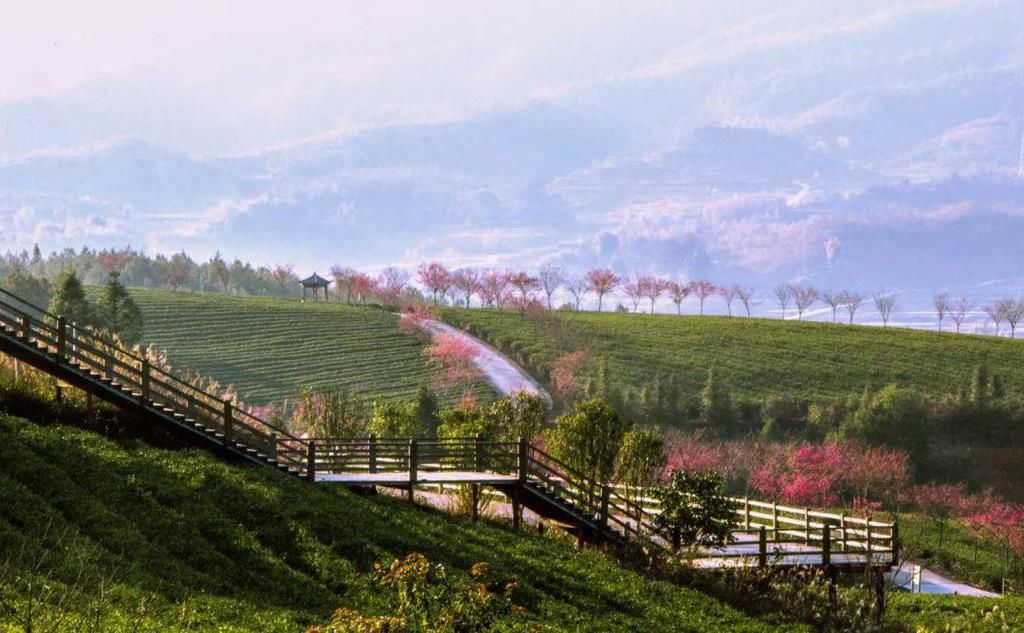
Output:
[442, 308, 1024, 404]
[122, 289, 491, 407]
[0, 415, 808, 632]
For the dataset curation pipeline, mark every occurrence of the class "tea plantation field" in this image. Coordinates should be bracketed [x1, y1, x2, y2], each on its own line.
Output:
[123, 289, 492, 407]
[443, 308, 1024, 403]
[0, 415, 812, 632]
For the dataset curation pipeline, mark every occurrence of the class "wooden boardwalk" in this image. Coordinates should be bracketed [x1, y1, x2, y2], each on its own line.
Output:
[0, 286, 898, 572]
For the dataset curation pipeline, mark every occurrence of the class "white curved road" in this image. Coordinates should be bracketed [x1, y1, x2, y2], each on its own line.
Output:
[415, 318, 552, 406]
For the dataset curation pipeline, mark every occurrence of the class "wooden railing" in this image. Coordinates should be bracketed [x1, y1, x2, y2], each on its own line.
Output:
[0, 288, 308, 465]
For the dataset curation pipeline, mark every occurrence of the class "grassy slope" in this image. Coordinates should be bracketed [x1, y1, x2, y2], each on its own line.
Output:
[124, 289, 492, 407]
[0, 415, 809, 632]
[443, 309, 1024, 403]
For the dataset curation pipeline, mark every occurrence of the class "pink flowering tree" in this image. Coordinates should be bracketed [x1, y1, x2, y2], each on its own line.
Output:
[426, 333, 480, 392]
[965, 502, 1024, 578]
[586, 268, 620, 312]
[909, 484, 970, 548]
[417, 262, 452, 304]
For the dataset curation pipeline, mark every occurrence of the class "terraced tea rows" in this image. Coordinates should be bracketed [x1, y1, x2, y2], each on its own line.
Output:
[126, 289, 492, 406]
[443, 308, 1024, 403]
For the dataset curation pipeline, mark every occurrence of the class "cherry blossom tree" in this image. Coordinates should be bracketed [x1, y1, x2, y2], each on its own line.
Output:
[508, 271, 540, 301]
[622, 276, 643, 312]
[426, 333, 480, 390]
[479, 269, 512, 308]
[330, 265, 357, 303]
[97, 248, 135, 274]
[788, 285, 818, 320]
[451, 267, 479, 307]
[586, 268, 620, 312]
[351, 273, 378, 304]
[910, 484, 969, 547]
[538, 264, 563, 310]
[379, 267, 410, 303]
[691, 281, 716, 316]
[667, 280, 691, 315]
[417, 262, 452, 304]
[637, 275, 668, 314]
[550, 349, 589, 402]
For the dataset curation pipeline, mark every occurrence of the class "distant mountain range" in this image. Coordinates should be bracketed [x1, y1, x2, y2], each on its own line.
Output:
[0, 1, 1022, 316]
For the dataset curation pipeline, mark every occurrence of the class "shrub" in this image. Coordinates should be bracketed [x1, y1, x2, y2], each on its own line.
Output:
[653, 471, 737, 550]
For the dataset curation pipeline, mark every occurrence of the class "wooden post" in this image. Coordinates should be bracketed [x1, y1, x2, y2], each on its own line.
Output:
[822, 524, 831, 568]
[86, 391, 94, 418]
[599, 484, 610, 530]
[56, 315, 67, 361]
[267, 434, 278, 461]
[474, 433, 483, 471]
[840, 514, 848, 552]
[512, 487, 521, 530]
[471, 484, 480, 522]
[368, 433, 378, 474]
[54, 381, 63, 404]
[891, 521, 900, 567]
[517, 436, 528, 482]
[866, 516, 873, 565]
[804, 508, 811, 544]
[743, 498, 750, 531]
[758, 525, 768, 568]
[671, 528, 681, 554]
[20, 314, 30, 342]
[306, 442, 316, 482]
[408, 439, 418, 502]
[105, 353, 114, 381]
[140, 358, 150, 404]
[772, 502, 779, 540]
[223, 401, 233, 447]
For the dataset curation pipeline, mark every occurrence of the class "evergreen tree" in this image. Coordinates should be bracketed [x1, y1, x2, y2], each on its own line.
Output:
[972, 361, 990, 410]
[415, 385, 441, 437]
[0, 266, 51, 308]
[96, 272, 144, 346]
[49, 270, 93, 326]
[698, 369, 735, 435]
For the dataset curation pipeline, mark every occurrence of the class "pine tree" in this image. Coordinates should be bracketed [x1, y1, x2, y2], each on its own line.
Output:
[698, 369, 735, 435]
[96, 272, 144, 346]
[972, 361, 990, 410]
[49, 270, 93, 326]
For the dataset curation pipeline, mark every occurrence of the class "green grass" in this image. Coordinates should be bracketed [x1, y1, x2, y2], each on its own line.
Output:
[443, 308, 1024, 404]
[0, 415, 811, 632]
[121, 288, 492, 407]
[889, 593, 1024, 632]
[900, 513, 1017, 593]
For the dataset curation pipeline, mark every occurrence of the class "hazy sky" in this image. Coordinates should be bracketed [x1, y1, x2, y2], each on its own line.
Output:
[1, 0, 959, 155]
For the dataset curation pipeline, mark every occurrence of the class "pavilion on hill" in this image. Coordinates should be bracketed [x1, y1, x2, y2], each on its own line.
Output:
[300, 272, 331, 302]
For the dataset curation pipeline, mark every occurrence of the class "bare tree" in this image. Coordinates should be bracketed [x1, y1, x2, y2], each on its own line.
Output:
[718, 285, 739, 316]
[667, 280, 691, 315]
[950, 297, 971, 333]
[789, 285, 819, 321]
[983, 302, 1004, 336]
[822, 290, 844, 323]
[330, 265, 356, 303]
[1001, 298, 1024, 338]
[586, 268, 620, 312]
[538, 265, 563, 310]
[565, 275, 590, 310]
[622, 275, 643, 312]
[873, 292, 898, 327]
[773, 284, 791, 319]
[691, 281, 716, 316]
[933, 293, 950, 332]
[842, 291, 864, 325]
[735, 287, 757, 317]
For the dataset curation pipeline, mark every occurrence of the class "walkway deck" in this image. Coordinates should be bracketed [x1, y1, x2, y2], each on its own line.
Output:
[316, 471, 520, 485]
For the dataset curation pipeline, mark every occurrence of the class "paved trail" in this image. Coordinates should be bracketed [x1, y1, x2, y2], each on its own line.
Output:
[416, 318, 553, 405]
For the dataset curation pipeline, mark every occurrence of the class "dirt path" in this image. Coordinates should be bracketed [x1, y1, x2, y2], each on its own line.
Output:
[416, 318, 553, 405]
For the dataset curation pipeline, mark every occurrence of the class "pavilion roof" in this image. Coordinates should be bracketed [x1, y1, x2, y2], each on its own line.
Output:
[300, 272, 331, 287]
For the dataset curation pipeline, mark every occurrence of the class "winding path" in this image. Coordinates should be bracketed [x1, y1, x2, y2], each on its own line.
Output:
[416, 318, 553, 406]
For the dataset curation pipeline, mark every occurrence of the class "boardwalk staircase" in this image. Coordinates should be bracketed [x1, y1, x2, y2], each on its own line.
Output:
[0, 287, 897, 569]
